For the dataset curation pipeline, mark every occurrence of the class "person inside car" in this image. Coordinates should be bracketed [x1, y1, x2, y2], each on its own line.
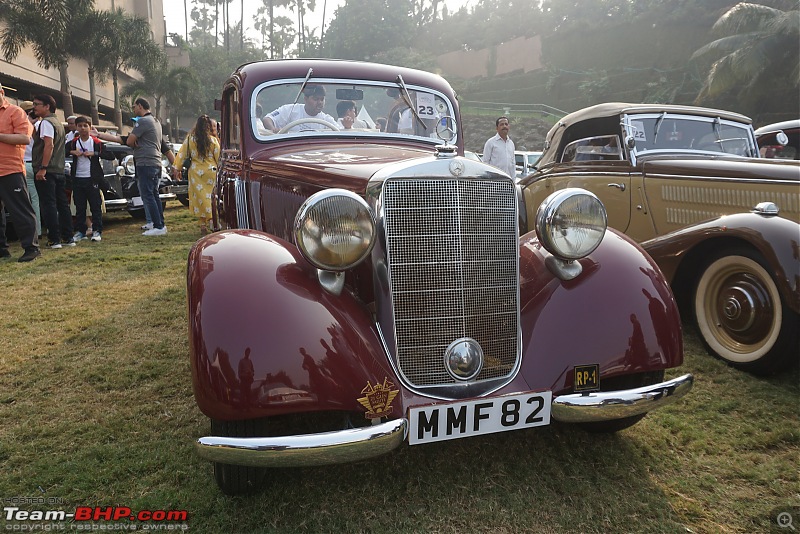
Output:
[261, 85, 339, 133]
[335, 100, 368, 130]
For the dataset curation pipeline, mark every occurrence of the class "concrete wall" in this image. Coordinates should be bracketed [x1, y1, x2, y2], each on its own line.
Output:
[436, 36, 543, 80]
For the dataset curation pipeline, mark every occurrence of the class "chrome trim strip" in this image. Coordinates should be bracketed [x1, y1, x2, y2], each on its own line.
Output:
[643, 173, 800, 186]
[547, 171, 632, 177]
[234, 178, 249, 229]
[195, 418, 407, 468]
[551, 374, 694, 423]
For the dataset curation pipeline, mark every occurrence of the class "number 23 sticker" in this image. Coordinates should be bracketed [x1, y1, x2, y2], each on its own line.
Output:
[416, 93, 436, 118]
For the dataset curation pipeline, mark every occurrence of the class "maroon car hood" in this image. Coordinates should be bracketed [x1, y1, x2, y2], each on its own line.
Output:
[640, 155, 800, 182]
[250, 142, 438, 186]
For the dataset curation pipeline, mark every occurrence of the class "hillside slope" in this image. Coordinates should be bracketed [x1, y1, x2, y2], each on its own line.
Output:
[462, 114, 552, 154]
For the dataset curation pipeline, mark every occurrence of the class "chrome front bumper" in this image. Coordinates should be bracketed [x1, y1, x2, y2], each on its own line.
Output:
[195, 374, 693, 468]
[196, 419, 407, 468]
[550, 373, 694, 423]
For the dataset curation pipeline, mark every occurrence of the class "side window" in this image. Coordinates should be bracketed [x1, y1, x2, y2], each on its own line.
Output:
[223, 87, 240, 151]
[562, 135, 622, 163]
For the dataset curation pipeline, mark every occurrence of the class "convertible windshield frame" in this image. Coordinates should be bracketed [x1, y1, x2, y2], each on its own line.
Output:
[622, 112, 759, 160]
[250, 77, 457, 144]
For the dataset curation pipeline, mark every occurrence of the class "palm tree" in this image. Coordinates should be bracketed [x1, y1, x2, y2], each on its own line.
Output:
[296, 0, 317, 55]
[184, 0, 190, 41]
[69, 9, 117, 125]
[98, 8, 162, 129]
[691, 2, 800, 111]
[258, 0, 293, 59]
[122, 56, 199, 128]
[0, 0, 93, 117]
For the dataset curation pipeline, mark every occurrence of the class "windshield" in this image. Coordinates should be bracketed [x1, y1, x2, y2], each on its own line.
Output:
[251, 79, 456, 143]
[624, 113, 758, 158]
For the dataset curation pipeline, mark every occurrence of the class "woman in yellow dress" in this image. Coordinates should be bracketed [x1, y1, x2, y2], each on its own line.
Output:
[173, 115, 220, 234]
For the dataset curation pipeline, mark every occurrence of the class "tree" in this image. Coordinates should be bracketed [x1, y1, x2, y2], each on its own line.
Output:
[0, 0, 93, 117]
[691, 1, 799, 114]
[256, 0, 293, 59]
[325, 0, 416, 60]
[98, 9, 162, 129]
[187, 43, 262, 116]
[122, 56, 198, 122]
[190, 0, 218, 47]
[184, 0, 190, 41]
[295, 0, 317, 55]
[69, 9, 117, 125]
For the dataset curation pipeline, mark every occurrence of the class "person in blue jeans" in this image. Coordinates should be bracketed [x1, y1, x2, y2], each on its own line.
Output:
[127, 97, 167, 236]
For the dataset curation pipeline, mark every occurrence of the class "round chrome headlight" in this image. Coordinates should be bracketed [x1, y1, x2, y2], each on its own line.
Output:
[122, 155, 136, 175]
[535, 188, 607, 260]
[294, 189, 376, 271]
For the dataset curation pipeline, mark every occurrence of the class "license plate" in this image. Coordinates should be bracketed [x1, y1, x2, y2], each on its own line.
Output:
[408, 391, 552, 445]
[131, 196, 143, 207]
[574, 364, 600, 392]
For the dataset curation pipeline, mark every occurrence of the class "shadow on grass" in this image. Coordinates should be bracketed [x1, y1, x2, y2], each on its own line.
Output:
[205, 423, 686, 533]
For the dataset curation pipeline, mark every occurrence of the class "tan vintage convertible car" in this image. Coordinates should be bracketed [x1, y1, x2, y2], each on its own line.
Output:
[520, 103, 800, 375]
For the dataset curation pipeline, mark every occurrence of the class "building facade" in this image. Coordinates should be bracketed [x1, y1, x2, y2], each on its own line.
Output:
[0, 0, 168, 128]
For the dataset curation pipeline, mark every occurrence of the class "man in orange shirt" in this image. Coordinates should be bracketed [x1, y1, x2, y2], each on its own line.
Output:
[0, 84, 40, 262]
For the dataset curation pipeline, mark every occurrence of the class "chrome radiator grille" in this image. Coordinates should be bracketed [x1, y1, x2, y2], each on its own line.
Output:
[382, 178, 520, 387]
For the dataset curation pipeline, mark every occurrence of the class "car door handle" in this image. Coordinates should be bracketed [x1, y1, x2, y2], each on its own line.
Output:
[607, 183, 626, 191]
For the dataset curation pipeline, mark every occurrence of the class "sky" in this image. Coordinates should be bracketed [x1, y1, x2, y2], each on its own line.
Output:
[163, 0, 343, 42]
[163, 0, 472, 46]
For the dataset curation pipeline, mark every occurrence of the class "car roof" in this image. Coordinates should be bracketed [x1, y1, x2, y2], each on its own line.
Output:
[553, 102, 752, 127]
[234, 59, 456, 99]
[754, 119, 800, 135]
[537, 102, 753, 167]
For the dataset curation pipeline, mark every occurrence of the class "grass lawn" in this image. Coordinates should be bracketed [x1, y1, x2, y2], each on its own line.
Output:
[1, 202, 797, 533]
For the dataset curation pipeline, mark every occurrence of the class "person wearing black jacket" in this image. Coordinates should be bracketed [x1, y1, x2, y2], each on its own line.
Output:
[67, 116, 112, 241]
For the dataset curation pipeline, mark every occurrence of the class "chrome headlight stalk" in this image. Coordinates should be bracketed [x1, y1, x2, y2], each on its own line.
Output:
[294, 189, 376, 294]
[535, 188, 607, 281]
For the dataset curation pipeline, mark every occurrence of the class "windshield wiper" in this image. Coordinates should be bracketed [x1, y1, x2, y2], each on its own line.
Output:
[653, 112, 667, 144]
[395, 74, 425, 130]
[291, 68, 314, 109]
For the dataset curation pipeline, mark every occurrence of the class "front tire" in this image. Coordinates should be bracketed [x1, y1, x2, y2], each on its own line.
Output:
[211, 419, 266, 495]
[694, 249, 798, 375]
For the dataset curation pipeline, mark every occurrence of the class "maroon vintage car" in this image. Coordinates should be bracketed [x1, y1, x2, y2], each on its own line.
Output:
[186, 60, 693, 495]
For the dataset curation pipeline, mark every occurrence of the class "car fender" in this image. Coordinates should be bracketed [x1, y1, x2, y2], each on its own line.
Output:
[517, 228, 683, 395]
[187, 230, 395, 421]
[640, 212, 800, 314]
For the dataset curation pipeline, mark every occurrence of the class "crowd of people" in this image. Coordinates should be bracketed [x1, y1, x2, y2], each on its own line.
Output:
[0, 85, 220, 262]
[2, 79, 519, 264]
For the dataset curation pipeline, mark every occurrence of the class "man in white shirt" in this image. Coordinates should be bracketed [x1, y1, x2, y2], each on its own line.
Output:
[482, 117, 515, 177]
[262, 85, 338, 133]
[64, 115, 78, 143]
